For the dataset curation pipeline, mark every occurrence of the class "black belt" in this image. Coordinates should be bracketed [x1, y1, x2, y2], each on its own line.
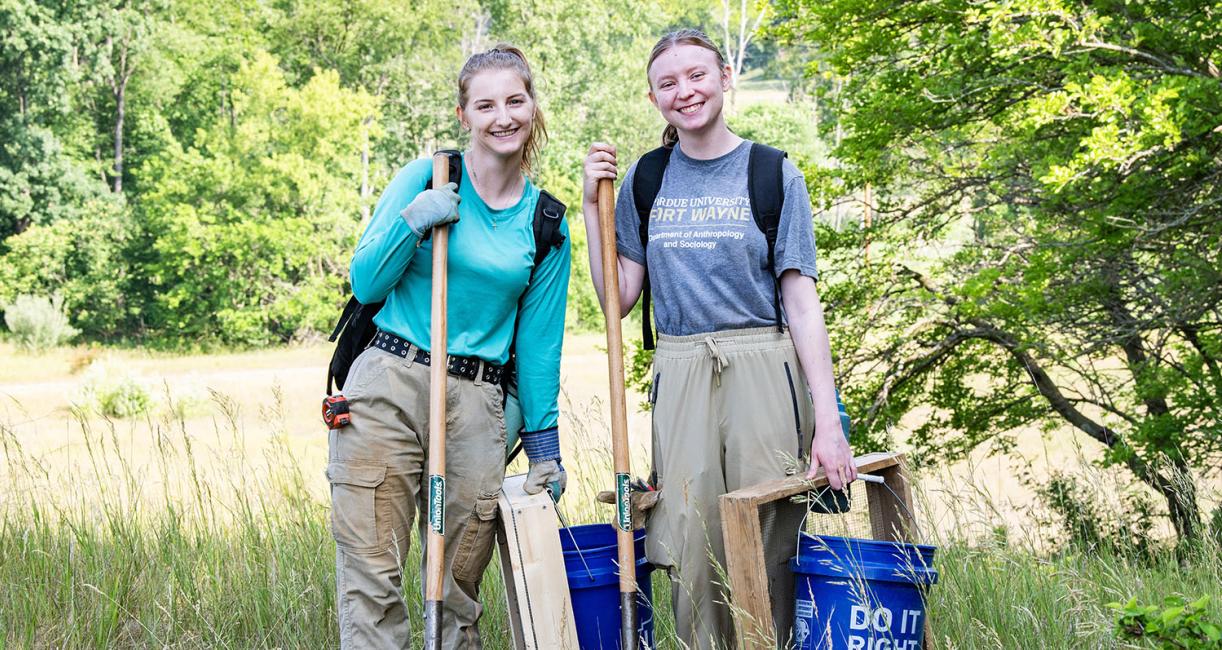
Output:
[371, 330, 505, 384]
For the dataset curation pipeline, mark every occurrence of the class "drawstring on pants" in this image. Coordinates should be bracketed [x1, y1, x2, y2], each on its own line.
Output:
[703, 336, 730, 386]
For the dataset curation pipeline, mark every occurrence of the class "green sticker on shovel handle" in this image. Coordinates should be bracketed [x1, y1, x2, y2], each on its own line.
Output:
[615, 472, 631, 531]
[429, 474, 445, 535]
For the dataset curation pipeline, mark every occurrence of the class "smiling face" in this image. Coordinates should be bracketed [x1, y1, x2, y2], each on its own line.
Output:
[457, 68, 535, 160]
[647, 43, 731, 138]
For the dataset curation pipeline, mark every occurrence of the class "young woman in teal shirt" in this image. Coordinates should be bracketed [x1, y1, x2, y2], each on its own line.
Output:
[330, 45, 570, 649]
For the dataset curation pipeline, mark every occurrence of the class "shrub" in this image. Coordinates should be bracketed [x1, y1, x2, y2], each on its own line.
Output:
[1109, 595, 1222, 649]
[1037, 471, 1158, 558]
[3, 294, 79, 352]
[0, 201, 137, 341]
[95, 377, 152, 418]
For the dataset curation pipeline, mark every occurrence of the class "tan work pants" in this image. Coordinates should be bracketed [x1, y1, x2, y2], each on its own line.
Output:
[328, 345, 507, 649]
[647, 327, 814, 650]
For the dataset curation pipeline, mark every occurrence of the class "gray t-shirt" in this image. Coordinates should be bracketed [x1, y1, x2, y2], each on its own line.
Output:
[616, 140, 819, 336]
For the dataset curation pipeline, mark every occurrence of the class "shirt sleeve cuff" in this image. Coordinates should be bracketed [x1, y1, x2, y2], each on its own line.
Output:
[520, 427, 561, 462]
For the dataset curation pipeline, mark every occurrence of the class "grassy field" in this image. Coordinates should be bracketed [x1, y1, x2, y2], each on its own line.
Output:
[2, 336, 1219, 648]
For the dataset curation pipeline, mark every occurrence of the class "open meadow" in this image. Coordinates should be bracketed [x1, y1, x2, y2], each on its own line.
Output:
[2, 336, 1219, 648]
[3, 0, 1219, 646]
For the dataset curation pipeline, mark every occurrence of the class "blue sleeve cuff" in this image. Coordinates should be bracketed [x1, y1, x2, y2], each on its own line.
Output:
[520, 427, 561, 462]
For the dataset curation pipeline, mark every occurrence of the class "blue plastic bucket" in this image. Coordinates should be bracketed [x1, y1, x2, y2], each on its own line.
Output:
[790, 533, 937, 650]
[560, 523, 655, 649]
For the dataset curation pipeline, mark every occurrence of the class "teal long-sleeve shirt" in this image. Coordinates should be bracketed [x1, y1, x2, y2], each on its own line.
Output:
[350, 155, 571, 432]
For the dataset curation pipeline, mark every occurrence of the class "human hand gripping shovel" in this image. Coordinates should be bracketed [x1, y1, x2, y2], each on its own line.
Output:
[597, 177, 640, 648]
[423, 151, 452, 650]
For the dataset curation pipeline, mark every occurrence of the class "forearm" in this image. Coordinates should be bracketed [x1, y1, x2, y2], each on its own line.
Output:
[517, 226, 571, 436]
[350, 161, 431, 303]
[350, 219, 420, 304]
[581, 203, 643, 316]
[782, 272, 841, 435]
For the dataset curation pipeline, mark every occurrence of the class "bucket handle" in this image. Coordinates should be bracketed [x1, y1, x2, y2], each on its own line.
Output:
[552, 502, 596, 582]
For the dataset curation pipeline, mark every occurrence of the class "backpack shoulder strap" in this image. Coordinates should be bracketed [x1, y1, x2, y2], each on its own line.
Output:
[424, 149, 463, 191]
[505, 188, 567, 395]
[747, 142, 788, 331]
[532, 189, 567, 272]
[631, 145, 673, 350]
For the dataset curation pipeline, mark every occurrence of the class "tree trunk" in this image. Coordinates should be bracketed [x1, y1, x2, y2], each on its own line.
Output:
[892, 269, 1204, 544]
[1103, 284, 1202, 541]
[360, 118, 371, 221]
[113, 76, 125, 193]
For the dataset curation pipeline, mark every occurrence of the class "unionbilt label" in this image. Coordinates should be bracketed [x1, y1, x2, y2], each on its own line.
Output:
[615, 473, 631, 531]
[428, 475, 445, 535]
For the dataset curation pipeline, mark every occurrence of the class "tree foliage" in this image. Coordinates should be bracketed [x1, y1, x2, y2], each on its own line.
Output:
[138, 52, 379, 345]
[776, 0, 1222, 541]
[1, 0, 761, 342]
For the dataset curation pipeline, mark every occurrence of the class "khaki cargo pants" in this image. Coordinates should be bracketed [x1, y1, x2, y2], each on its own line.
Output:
[647, 327, 815, 650]
[328, 345, 507, 649]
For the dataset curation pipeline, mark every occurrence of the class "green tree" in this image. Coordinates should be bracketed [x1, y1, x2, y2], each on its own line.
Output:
[0, 200, 136, 339]
[74, 0, 165, 194]
[266, 0, 478, 218]
[777, 0, 1222, 542]
[138, 51, 379, 345]
[0, 0, 110, 239]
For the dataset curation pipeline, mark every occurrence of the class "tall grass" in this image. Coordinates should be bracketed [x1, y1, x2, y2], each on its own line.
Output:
[1, 386, 1218, 648]
[1, 391, 340, 647]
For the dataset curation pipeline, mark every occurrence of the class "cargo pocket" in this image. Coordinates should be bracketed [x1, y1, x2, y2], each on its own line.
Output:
[451, 493, 500, 585]
[327, 462, 388, 552]
[643, 492, 673, 569]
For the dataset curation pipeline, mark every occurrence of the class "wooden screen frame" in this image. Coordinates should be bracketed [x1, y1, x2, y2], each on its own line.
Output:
[718, 451, 930, 649]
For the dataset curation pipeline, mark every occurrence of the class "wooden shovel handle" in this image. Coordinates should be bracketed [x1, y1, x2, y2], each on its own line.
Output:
[598, 177, 639, 647]
[424, 153, 450, 649]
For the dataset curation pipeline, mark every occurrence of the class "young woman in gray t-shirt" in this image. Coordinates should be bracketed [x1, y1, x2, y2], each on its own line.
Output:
[581, 28, 856, 649]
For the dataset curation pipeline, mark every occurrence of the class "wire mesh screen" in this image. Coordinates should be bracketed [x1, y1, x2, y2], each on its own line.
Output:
[755, 484, 877, 566]
[801, 484, 875, 540]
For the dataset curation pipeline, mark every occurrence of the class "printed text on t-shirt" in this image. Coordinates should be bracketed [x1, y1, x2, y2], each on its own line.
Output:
[649, 196, 753, 224]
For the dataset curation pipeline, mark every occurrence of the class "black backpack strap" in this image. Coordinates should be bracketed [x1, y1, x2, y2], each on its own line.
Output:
[423, 149, 463, 191]
[329, 296, 362, 343]
[631, 146, 673, 350]
[505, 189, 568, 395]
[747, 143, 787, 332]
[532, 189, 567, 272]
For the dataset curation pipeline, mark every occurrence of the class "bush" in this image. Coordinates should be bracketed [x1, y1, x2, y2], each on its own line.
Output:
[1109, 595, 1222, 649]
[0, 201, 137, 341]
[3, 294, 78, 352]
[1037, 472, 1158, 558]
[95, 377, 152, 418]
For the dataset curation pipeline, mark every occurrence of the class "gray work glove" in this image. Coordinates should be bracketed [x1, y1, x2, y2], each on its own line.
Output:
[400, 182, 460, 236]
[596, 486, 660, 529]
[523, 459, 566, 502]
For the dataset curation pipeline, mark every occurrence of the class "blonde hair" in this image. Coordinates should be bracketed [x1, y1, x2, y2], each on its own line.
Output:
[457, 43, 547, 174]
[646, 29, 729, 147]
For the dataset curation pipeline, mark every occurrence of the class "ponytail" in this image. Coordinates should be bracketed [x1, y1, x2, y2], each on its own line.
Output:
[661, 125, 679, 148]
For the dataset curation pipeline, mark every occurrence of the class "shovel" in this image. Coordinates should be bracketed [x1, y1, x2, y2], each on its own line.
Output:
[423, 151, 452, 650]
[597, 176, 639, 648]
